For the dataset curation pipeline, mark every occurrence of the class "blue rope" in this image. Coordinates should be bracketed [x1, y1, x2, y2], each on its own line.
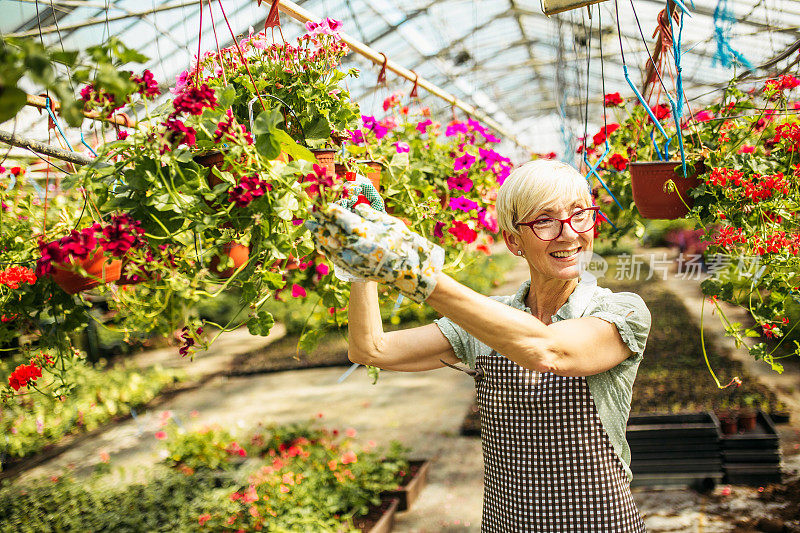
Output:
[81, 131, 98, 157]
[583, 141, 624, 212]
[712, 0, 753, 69]
[668, 9, 689, 177]
[599, 210, 619, 231]
[44, 98, 74, 153]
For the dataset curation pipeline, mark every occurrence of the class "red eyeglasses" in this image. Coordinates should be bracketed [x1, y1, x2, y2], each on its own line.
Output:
[515, 207, 600, 241]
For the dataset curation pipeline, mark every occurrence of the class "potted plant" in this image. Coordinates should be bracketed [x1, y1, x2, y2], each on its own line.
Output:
[191, 17, 360, 171]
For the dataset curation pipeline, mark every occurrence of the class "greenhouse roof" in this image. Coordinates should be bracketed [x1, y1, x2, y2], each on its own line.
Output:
[3, 0, 800, 157]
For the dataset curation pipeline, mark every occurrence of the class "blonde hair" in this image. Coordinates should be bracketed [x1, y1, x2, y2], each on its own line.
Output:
[496, 159, 592, 237]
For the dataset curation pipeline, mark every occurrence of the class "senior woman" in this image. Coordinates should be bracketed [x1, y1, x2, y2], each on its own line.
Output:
[307, 159, 650, 531]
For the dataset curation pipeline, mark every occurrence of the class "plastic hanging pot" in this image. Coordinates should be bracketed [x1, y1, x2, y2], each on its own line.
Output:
[630, 161, 701, 220]
[51, 250, 122, 294]
[209, 242, 249, 278]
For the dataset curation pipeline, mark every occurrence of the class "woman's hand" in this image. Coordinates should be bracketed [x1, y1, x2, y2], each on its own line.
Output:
[305, 203, 444, 303]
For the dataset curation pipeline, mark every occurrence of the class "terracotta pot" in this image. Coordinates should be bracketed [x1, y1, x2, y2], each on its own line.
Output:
[209, 243, 249, 278]
[310, 148, 337, 176]
[358, 160, 383, 191]
[51, 250, 122, 294]
[630, 161, 701, 219]
[194, 151, 227, 187]
[334, 162, 347, 177]
[718, 412, 738, 435]
[737, 408, 758, 433]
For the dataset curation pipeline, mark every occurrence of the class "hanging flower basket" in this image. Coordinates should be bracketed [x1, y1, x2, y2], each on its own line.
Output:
[209, 242, 249, 278]
[51, 250, 122, 294]
[630, 161, 701, 220]
[310, 148, 337, 177]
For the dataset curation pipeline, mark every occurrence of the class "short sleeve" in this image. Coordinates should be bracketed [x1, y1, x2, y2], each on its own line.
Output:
[587, 292, 651, 359]
[434, 316, 476, 369]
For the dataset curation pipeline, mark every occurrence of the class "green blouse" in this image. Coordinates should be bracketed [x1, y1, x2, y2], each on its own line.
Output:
[434, 274, 652, 482]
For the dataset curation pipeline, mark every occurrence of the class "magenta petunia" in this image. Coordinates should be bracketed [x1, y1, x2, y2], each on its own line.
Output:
[453, 153, 476, 171]
[433, 221, 445, 238]
[416, 119, 432, 133]
[449, 196, 478, 212]
[445, 122, 469, 136]
[447, 174, 473, 192]
[394, 142, 410, 153]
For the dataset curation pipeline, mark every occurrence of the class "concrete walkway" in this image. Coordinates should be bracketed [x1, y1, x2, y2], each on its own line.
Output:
[12, 248, 800, 532]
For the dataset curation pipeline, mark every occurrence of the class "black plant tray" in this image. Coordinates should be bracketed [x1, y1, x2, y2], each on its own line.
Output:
[630, 458, 722, 474]
[721, 411, 782, 486]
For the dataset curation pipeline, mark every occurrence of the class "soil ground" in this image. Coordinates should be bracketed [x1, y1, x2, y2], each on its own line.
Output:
[7, 246, 800, 532]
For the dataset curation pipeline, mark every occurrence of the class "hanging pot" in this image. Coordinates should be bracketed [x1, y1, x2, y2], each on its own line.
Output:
[51, 250, 122, 294]
[310, 148, 337, 177]
[357, 160, 383, 191]
[630, 161, 701, 220]
[209, 242, 249, 278]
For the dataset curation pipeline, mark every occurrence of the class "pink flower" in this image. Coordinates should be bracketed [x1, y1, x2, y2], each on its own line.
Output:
[325, 18, 343, 33]
[447, 174, 473, 192]
[695, 110, 714, 122]
[171, 70, 189, 95]
[453, 153, 476, 171]
[171, 84, 217, 116]
[155, 431, 167, 440]
[345, 427, 357, 437]
[738, 145, 755, 154]
[434, 222, 445, 238]
[198, 514, 211, 526]
[341, 451, 357, 464]
[449, 196, 478, 212]
[291, 284, 307, 298]
[394, 141, 410, 153]
[416, 119, 432, 133]
[316, 263, 329, 276]
[445, 121, 469, 137]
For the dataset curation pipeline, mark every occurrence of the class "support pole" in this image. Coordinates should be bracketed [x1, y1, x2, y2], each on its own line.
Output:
[25, 94, 137, 128]
[0, 129, 94, 166]
[274, 0, 534, 152]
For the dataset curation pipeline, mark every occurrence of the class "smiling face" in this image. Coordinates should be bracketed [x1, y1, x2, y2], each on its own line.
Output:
[507, 199, 595, 280]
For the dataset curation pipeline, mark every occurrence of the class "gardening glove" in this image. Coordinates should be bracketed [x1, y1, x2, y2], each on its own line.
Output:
[305, 203, 445, 303]
[332, 174, 385, 283]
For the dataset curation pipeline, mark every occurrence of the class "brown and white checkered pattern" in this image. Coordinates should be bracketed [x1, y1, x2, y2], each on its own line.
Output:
[475, 350, 645, 532]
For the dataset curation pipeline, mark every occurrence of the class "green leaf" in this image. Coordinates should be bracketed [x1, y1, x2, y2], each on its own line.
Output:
[0, 86, 27, 123]
[262, 270, 285, 290]
[252, 108, 282, 135]
[303, 115, 331, 147]
[255, 133, 281, 160]
[274, 129, 314, 161]
[247, 311, 274, 336]
[298, 328, 325, 354]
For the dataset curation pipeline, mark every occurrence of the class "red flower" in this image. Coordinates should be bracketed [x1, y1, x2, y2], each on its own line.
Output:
[604, 92, 623, 107]
[214, 109, 253, 145]
[98, 214, 145, 258]
[650, 103, 672, 121]
[198, 514, 211, 526]
[0, 266, 36, 289]
[8, 362, 42, 391]
[592, 124, 619, 146]
[291, 284, 306, 298]
[131, 70, 161, 99]
[608, 153, 629, 171]
[171, 84, 217, 116]
[163, 119, 197, 149]
[228, 174, 271, 207]
[448, 221, 478, 243]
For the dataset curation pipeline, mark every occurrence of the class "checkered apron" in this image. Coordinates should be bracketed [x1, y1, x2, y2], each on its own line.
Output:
[471, 350, 645, 532]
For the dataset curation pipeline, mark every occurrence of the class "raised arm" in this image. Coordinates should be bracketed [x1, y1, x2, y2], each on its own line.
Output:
[347, 281, 460, 372]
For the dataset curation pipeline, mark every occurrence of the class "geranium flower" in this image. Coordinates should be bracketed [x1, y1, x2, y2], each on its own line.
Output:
[695, 110, 714, 122]
[98, 214, 145, 257]
[341, 451, 357, 464]
[649, 103, 672, 122]
[604, 92, 623, 107]
[453, 153, 476, 171]
[291, 284, 307, 298]
[738, 145, 755, 154]
[383, 92, 401, 111]
[7, 362, 42, 391]
[171, 71, 189, 95]
[394, 141, 410, 153]
[171, 84, 217, 116]
[447, 174, 473, 192]
[592, 124, 620, 146]
[0, 266, 36, 289]
[132, 69, 160, 98]
[608, 153, 629, 171]
[163, 118, 197, 149]
[229, 174, 271, 207]
[214, 109, 254, 144]
[448, 221, 478, 243]
[348, 129, 366, 145]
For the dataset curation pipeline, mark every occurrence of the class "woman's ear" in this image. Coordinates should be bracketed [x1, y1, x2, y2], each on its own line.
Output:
[502, 229, 522, 256]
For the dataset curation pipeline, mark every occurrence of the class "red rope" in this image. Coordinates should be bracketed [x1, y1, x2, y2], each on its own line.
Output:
[207, 0, 227, 86]
[217, 0, 267, 113]
[196, 0, 204, 87]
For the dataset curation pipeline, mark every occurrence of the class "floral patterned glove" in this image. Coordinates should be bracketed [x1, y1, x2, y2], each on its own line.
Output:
[332, 174, 384, 283]
[305, 203, 445, 303]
